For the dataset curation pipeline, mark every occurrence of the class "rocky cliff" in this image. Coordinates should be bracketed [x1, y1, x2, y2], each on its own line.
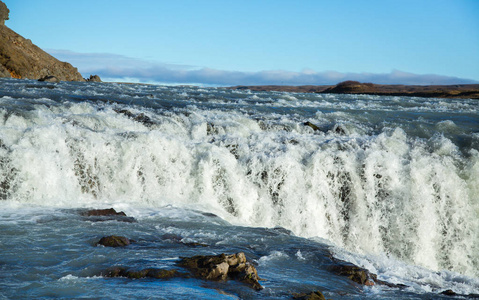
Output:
[0, 0, 86, 82]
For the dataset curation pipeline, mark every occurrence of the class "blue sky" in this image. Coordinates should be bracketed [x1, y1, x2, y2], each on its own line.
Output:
[4, 0, 479, 85]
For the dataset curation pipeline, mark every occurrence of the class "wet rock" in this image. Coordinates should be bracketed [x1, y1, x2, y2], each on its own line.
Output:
[102, 266, 182, 279]
[145, 268, 181, 279]
[114, 109, 155, 126]
[332, 124, 346, 135]
[38, 75, 60, 83]
[293, 291, 326, 300]
[97, 235, 131, 247]
[329, 262, 377, 286]
[304, 121, 321, 131]
[80, 208, 136, 222]
[225, 144, 239, 159]
[440, 289, 479, 298]
[103, 266, 128, 277]
[329, 261, 406, 288]
[86, 74, 101, 82]
[82, 208, 127, 217]
[232, 262, 263, 291]
[178, 252, 263, 290]
[441, 290, 457, 296]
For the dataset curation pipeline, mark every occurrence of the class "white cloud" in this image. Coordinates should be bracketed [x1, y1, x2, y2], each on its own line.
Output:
[48, 49, 479, 86]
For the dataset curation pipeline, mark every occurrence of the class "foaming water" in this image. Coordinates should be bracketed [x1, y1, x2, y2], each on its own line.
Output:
[1, 78, 478, 298]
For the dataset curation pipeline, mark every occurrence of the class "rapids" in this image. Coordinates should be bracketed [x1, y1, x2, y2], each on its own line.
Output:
[0, 78, 478, 298]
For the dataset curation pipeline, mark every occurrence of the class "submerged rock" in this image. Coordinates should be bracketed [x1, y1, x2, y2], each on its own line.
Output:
[114, 109, 155, 127]
[80, 208, 136, 222]
[440, 289, 479, 298]
[81, 208, 127, 217]
[97, 235, 131, 247]
[102, 266, 183, 279]
[293, 291, 327, 300]
[304, 121, 321, 131]
[161, 233, 209, 247]
[178, 252, 263, 290]
[332, 124, 346, 135]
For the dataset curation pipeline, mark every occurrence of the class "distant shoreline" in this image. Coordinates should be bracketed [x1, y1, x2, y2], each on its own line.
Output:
[228, 81, 479, 99]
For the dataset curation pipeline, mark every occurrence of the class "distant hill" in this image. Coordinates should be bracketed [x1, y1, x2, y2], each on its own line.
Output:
[230, 81, 479, 99]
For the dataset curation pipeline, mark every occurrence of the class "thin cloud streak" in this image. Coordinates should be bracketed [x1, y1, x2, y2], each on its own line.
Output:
[49, 50, 479, 86]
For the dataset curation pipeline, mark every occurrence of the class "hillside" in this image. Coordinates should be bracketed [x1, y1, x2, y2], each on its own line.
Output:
[0, 0, 85, 81]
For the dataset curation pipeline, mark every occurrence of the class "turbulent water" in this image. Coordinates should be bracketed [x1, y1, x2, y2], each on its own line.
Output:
[0, 77, 478, 299]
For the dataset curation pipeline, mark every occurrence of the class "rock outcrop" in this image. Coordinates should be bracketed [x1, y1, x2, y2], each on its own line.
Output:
[178, 252, 263, 290]
[0, 1, 85, 81]
[0, 0, 8, 26]
[87, 74, 102, 82]
[329, 263, 377, 286]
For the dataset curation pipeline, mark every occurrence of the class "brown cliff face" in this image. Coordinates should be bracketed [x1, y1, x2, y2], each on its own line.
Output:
[0, 25, 85, 81]
[0, 0, 8, 26]
[0, 0, 85, 82]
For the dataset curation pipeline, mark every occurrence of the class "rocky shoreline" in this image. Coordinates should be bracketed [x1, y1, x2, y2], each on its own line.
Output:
[230, 81, 479, 99]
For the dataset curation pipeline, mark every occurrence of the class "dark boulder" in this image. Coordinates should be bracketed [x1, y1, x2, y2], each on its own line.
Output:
[304, 121, 321, 132]
[329, 262, 377, 286]
[97, 235, 131, 247]
[0, 1, 9, 26]
[82, 208, 127, 217]
[178, 252, 263, 290]
[80, 208, 136, 222]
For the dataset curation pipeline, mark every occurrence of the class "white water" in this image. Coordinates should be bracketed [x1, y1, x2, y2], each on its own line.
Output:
[1, 80, 478, 287]
[1, 98, 477, 280]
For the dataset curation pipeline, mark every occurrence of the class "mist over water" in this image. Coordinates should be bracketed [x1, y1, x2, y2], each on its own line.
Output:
[0, 78, 478, 298]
